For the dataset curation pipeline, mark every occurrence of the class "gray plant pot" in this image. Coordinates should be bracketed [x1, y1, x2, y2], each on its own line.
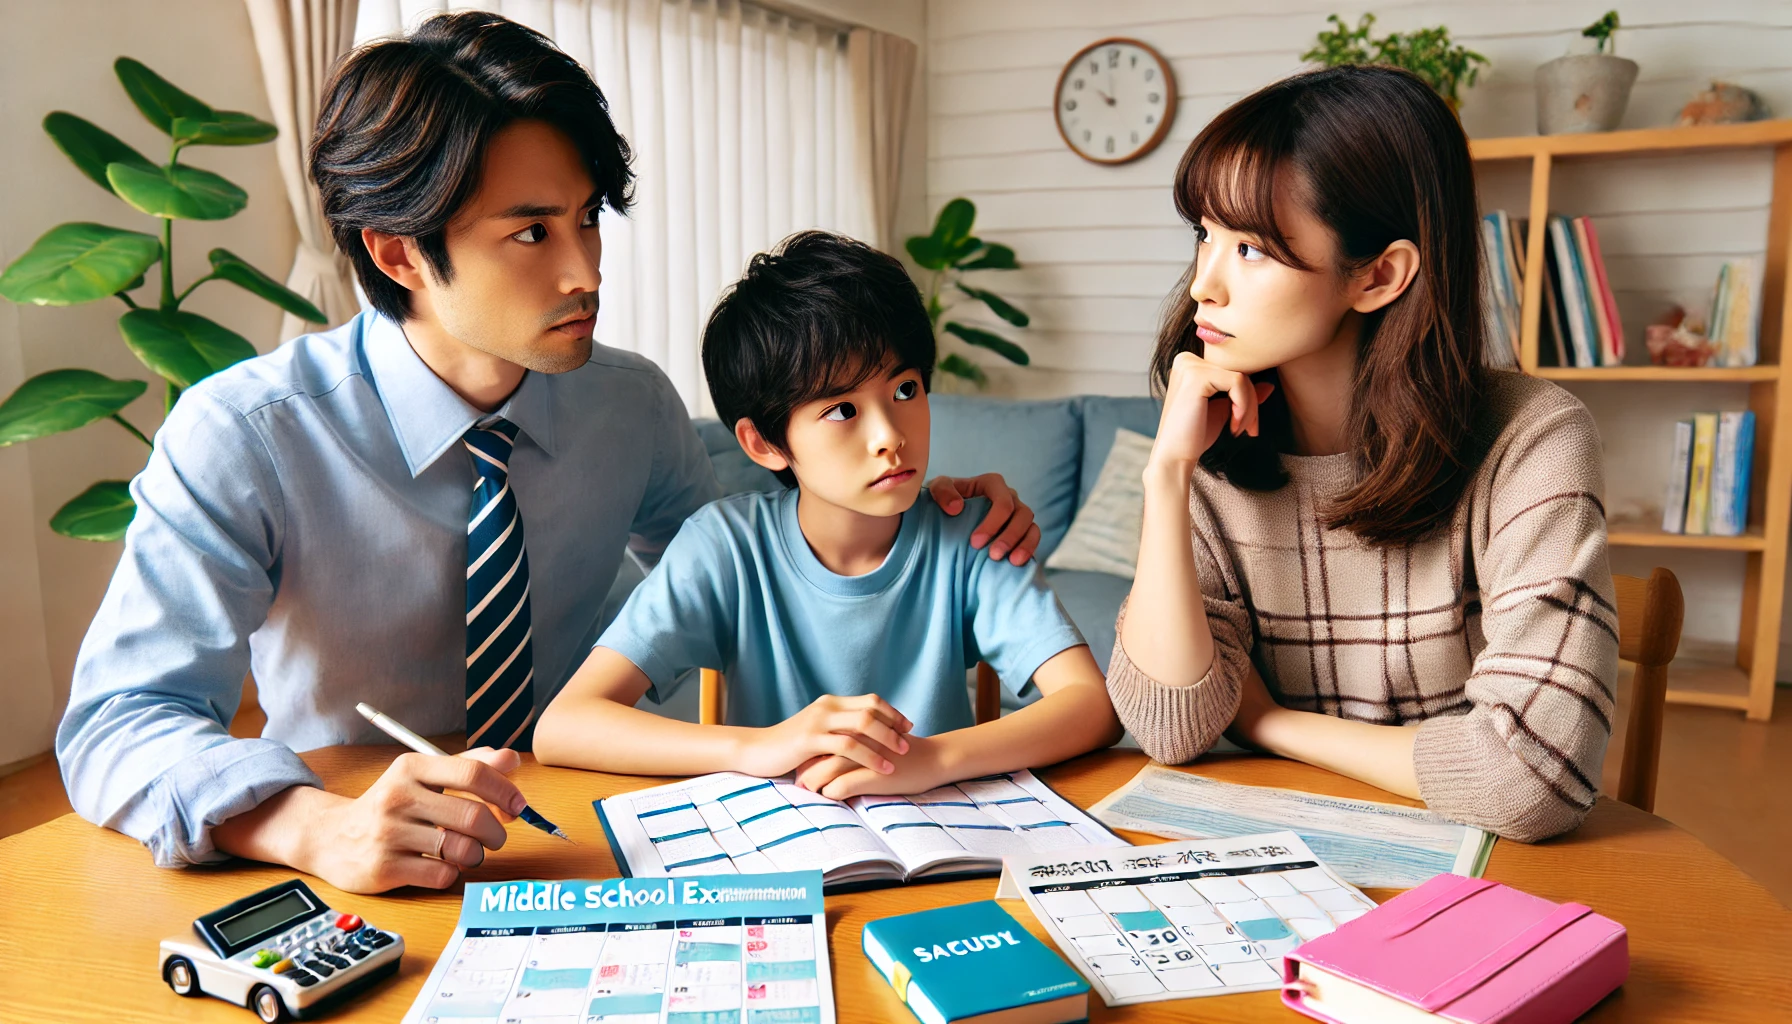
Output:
[1536, 54, 1639, 134]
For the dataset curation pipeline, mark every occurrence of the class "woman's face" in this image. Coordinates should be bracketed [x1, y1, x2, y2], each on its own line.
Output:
[1186, 176, 1359, 376]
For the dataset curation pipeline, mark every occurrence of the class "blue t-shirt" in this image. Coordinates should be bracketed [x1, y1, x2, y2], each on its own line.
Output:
[598, 489, 1086, 736]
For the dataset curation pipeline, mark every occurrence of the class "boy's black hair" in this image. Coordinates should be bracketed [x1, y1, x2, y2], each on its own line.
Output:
[310, 11, 633, 322]
[702, 231, 936, 488]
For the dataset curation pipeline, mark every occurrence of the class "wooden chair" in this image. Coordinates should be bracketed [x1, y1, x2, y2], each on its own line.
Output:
[696, 665, 1005, 726]
[1612, 568, 1684, 813]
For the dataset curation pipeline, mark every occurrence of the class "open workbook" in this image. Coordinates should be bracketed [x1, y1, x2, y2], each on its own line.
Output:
[596, 770, 1125, 891]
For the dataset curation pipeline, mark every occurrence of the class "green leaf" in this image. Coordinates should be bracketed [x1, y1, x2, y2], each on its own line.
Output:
[208, 249, 326, 322]
[956, 243, 1019, 271]
[936, 353, 988, 387]
[42, 112, 156, 195]
[0, 370, 148, 447]
[171, 112, 278, 147]
[107, 161, 247, 220]
[945, 234, 983, 265]
[931, 198, 976, 248]
[114, 58, 212, 135]
[119, 309, 256, 388]
[954, 283, 1029, 327]
[905, 235, 951, 271]
[0, 222, 163, 306]
[944, 321, 1030, 366]
[51, 480, 136, 541]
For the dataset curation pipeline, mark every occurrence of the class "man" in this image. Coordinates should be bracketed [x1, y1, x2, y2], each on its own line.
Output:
[56, 11, 1040, 894]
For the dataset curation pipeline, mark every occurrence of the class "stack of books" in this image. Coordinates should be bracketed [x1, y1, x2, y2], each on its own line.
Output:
[1480, 211, 1626, 369]
[1663, 411, 1756, 536]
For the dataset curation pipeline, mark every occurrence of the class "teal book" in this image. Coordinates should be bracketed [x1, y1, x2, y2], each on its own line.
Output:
[862, 901, 1089, 1024]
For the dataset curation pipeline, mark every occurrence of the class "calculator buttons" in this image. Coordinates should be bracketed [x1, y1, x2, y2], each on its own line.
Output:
[249, 949, 279, 968]
[301, 958, 334, 978]
[335, 913, 362, 931]
[317, 953, 351, 970]
[288, 970, 319, 987]
[271, 958, 296, 975]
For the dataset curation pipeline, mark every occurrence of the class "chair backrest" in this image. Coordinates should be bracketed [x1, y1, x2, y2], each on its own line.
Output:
[1612, 568, 1684, 813]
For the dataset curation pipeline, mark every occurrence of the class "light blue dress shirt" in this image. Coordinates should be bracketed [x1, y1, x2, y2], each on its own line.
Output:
[598, 489, 1086, 737]
[56, 311, 719, 867]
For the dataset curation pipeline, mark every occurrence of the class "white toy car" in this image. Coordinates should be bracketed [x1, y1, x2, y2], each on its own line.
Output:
[159, 878, 403, 1022]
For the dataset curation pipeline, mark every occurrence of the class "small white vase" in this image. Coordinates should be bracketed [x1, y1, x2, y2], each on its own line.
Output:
[1536, 54, 1639, 134]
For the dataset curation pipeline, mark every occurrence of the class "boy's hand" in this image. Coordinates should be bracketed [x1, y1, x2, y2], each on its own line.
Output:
[815, 733, 955, 800]
[739, 694, 913, 779]
[928, 473, 1040, 565]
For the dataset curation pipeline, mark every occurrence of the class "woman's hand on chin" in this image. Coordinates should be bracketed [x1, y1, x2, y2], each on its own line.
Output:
[1149, 351, 1275, 473]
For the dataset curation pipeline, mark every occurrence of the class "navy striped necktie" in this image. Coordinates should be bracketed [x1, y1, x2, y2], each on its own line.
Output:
[464, 417, 535, 751]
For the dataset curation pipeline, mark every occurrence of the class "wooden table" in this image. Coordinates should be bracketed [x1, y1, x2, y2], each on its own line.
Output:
[3, 748, 1789, 1022]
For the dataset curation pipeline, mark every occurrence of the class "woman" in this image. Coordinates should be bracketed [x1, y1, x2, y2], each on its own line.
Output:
[1111, 66, 1618, 843]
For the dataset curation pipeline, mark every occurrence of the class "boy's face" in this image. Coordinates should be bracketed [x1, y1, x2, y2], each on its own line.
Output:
[773, 362, 931, 519]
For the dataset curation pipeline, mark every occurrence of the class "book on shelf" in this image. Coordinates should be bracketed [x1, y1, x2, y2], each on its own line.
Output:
[1708, 259, 1759, 367]
[1684, 412, 1719, 535]
[1539, 226, 1572, 367]
[1478, 212, 1518, 368]
[1661, 419, 1694, 534]
[1710, 411, 1756, 537]
[1577, 216, 1625, 364]
[1570, 217, 1614, 365]
[862, 901, 1089, 1024]
[1548, 215, 1599, 368]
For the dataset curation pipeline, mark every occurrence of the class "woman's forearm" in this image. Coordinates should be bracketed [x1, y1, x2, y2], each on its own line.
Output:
[1119, 459, 1217, 687]
[1250, 706, 1422, 799]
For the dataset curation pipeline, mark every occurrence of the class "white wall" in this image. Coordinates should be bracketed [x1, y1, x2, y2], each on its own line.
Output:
[0, 0, 295, 766]
[925, 0, 1792, 667]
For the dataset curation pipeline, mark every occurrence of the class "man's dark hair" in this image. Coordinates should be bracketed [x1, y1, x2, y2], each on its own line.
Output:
[309, 11, 633, 322]
[702, 231, 935, 488]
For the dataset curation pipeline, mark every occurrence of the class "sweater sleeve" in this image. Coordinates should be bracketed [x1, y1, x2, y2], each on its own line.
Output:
[1412, 394, 1618, 843]
[1106, 480, 1256, 764]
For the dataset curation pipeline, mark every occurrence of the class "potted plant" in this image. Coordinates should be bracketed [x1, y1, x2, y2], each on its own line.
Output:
[905, 198, 1030, 388]
[1536, 11, 1638, 134]
[0, 59, 324, 540]
[1302, 14, 1488, 112]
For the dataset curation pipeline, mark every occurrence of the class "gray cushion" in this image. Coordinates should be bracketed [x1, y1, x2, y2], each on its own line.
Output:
[1045, 568, 1133, 671]
[694, 418, 785, 496]
[927, 394, 1083, 559]
[1076, 396, 1161, 509]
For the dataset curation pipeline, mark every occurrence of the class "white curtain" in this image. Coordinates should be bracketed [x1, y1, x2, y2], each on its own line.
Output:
[355, 0, 911, 414]
[245, 0, 364, 342]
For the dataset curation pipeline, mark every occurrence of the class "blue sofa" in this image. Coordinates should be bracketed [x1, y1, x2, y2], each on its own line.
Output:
[610, 393, 1160, 721]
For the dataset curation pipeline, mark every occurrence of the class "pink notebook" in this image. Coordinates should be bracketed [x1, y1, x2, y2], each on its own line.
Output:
[1282, 874, 1628, 1024]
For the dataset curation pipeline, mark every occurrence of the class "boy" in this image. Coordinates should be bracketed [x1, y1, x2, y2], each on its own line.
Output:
[535, 232, 1120, 798]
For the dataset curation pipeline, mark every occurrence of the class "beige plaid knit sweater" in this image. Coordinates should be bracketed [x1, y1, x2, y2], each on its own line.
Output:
[1108, 371, 1618, 843]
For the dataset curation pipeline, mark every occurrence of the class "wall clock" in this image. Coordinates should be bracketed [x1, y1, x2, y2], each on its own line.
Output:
[1054, 38, 1177, 165]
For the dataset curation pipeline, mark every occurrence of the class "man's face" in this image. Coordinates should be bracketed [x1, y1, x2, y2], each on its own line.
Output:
[413, 119, 604, 373]
[781, 362, 931, 521]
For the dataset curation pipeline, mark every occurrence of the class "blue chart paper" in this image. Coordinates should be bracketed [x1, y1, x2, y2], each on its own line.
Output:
[402, 872, 833, 1024]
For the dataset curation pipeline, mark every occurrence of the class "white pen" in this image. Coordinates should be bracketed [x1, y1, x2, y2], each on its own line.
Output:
[355, 702, 571, 842]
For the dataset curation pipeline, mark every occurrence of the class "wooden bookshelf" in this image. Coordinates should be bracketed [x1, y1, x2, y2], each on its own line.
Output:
[1471, 119, 1792, 721]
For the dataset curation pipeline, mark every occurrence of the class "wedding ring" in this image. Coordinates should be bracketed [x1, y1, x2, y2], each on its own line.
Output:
[433, 826, 448, 861]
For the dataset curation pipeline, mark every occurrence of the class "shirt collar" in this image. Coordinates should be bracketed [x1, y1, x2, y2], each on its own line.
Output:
[363, 313, 558, 477]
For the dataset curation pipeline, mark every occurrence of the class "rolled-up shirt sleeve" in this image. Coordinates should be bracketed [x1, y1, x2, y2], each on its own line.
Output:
[55, 389, 319, 868]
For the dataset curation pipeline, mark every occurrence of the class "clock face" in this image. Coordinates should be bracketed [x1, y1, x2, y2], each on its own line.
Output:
[1055, 38, 1177, 165]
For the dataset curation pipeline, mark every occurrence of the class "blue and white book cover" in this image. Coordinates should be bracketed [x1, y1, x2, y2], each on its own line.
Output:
[862, 900, 1088, 1024]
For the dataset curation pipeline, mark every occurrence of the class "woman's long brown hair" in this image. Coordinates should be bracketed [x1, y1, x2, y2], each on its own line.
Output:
[1151, 65, 1487, 544]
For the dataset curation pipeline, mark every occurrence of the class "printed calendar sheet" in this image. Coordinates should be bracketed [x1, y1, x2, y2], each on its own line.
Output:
[996, 833, 1375, 1006]
[402, 872, 831, 1024]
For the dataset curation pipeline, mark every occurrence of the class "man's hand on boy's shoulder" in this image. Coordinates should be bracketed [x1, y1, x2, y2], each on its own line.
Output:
[927, 473, 1040, 565]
